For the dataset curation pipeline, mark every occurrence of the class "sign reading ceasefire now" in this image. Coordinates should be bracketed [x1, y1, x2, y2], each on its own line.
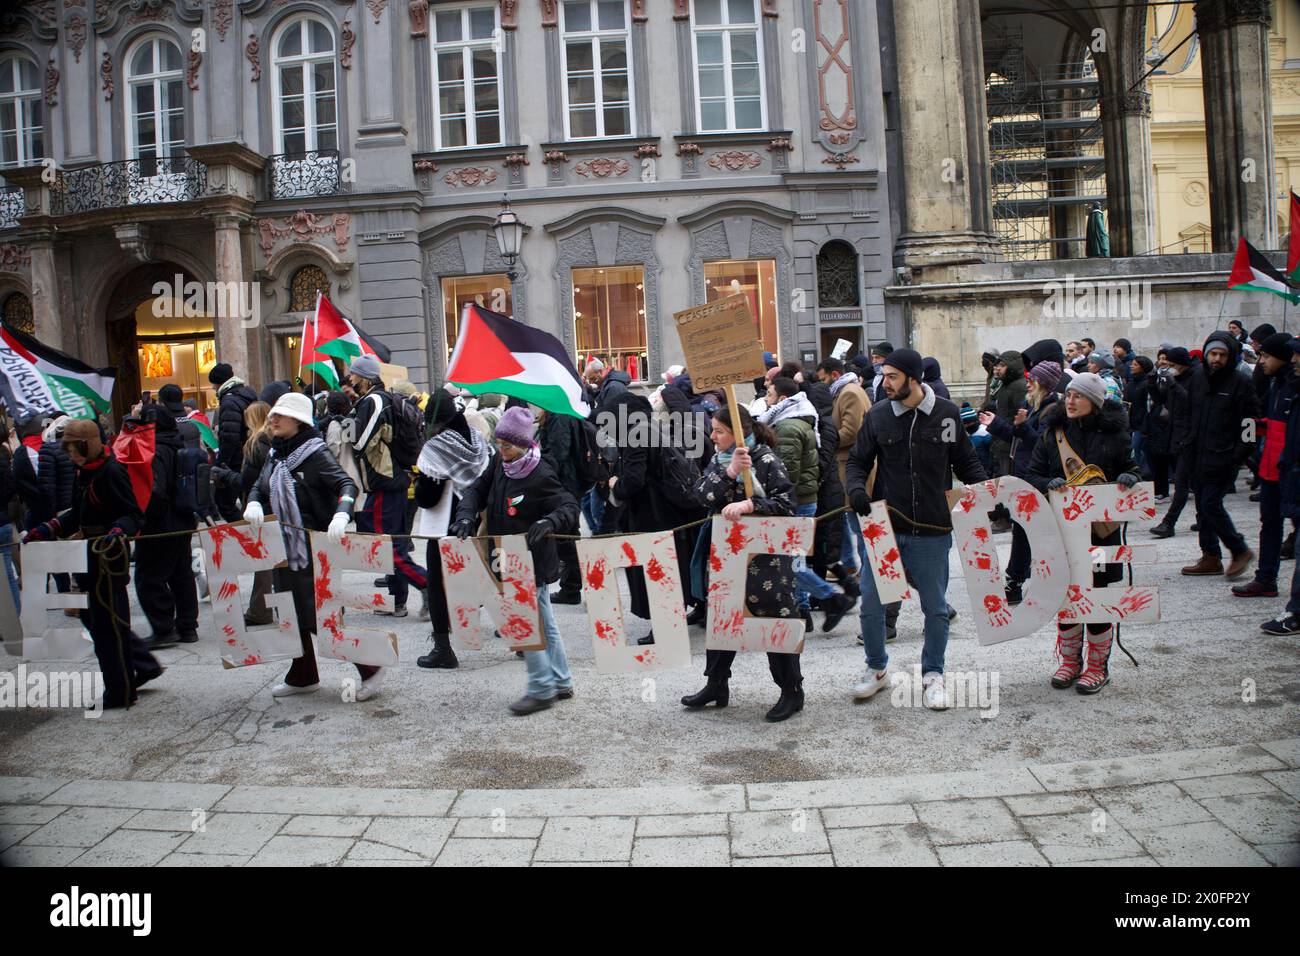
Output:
[15, 482, 1159, 677]
[672, 292, 767, 392]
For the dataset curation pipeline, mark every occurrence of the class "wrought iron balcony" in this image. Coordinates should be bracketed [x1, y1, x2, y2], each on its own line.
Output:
[0, 185, 22, 230]
[51, 155, 208, 215]
[265, 149, 349, 200]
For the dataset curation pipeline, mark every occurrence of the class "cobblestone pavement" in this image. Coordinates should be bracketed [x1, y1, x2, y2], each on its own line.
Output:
[1, 495, 1297, 865]
[1, 738, 1297, 865]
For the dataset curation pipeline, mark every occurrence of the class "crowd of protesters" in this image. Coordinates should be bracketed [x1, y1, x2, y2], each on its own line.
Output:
[3, 321, 1294, 719]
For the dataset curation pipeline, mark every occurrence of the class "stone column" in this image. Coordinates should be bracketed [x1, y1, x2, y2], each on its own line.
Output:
[26, 235, 63, 350]
[1196, 0, 1276, 251]
[212, 214, 251, 377]
[1100, 90, 1156, 257]
[892, 0, 999, 268]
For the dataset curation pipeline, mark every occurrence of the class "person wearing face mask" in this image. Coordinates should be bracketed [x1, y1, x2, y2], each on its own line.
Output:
[22, 418, 163, 710]
[450, 406, 580, 715]
[1181, 332, 1260, 580]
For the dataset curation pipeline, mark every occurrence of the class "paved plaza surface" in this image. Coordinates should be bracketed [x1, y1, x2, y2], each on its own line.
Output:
[1, 494, 1297, 866]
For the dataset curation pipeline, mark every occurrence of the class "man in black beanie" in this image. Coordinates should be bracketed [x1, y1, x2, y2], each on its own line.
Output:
[208, 362, 258, 522]
[845, 347, 986, 711]
[867, 342, 895, 403]
[158, 383, 201, 452]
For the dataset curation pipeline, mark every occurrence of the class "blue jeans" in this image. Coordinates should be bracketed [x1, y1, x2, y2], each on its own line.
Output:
[582, 488, 605, 536]
[794, 502, 834, 609]
[525, 590, 572, 700]
[0, 523, 18, 613]
[841, 511, 868, 571]
[859, 533, 952, 675]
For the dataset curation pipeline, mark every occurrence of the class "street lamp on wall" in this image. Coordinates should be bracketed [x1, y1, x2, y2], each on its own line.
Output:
[492, 194, 524, 283]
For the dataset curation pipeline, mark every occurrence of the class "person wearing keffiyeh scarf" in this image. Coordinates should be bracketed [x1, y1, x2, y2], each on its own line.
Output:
[243, 392, 382, 702]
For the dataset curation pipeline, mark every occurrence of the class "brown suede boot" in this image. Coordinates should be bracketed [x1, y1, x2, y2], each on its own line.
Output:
[1181, 553, 1224, 575]
[1225, 549, 1255, 581]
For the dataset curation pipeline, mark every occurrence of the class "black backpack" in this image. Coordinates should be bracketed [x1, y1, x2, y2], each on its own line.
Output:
[576, 416, 615, 489]
[651, 440, 701, 504]
[174, 446, 213, 520]
[387, 393, 425, 470]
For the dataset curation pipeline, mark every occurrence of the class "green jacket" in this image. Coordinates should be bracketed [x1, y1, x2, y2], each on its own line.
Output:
[771, 416, 820, 505]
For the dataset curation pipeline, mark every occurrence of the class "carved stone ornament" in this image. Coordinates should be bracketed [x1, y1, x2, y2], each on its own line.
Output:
[210, 0, 232, 40]
[0, 244, 32, 270]
[635, 143, 661, 158]
[409, 0, 429, 37]
[246, 33, 261, 81]
[540, 0, 557, 28]
[575, 157, 630, 178]
[707, 151, 762, 172]
[767, 137, 794, 152]
[341, 21, 355, 68]
[44, 58, 58, 108]
[672, 0, 690, 20]
[414, 160, 438, 171]
[675, 142, 702, 156]
[366, 0, 388, 25]
[500, 0, 518, 30]
[543, 150, 569, 163]
[187, 48, 202, 91]
[443, 166, 499, 187]
[68, 14, 87, 63]
[631, 0, 647, 21]
[101, 51, 114, 100]
[822, 152, 859, 168]
[257, 210, 351, 257]
[503, 153, 530, 167]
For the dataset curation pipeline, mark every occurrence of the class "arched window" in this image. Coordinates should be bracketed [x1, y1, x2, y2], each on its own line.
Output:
[273, 17, 338, 155]
[0, 54, 43, 168]
[816, 240, 859, 308]
[1, 291, 33, 333]
[126, 37, 185, 175]
[289, 264, 330, 311]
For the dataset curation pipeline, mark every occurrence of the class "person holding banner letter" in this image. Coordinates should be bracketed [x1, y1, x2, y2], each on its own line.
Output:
[242, 393, 374, 699]
[22, 419, 163, 710]
[681, 406, 805, 723]
[1024, 372, 1140, 694]
[845, 348, 986, 711]
[449, 406, 580, 716]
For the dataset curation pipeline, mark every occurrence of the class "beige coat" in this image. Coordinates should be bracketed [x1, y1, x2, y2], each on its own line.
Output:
[832, 378, 871, 489]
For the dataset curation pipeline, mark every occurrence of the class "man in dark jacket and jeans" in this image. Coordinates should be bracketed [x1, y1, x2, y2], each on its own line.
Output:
[1182, 332, 1260, 580]
[846, 348, 987, 711]
[208, 362, 258, 521]
[1150, 348, 1198, 537]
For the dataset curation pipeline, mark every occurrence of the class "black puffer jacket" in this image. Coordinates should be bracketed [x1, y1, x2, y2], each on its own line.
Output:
[1155, 363, 1199, 454]
[538, 410, 586, 502]
[1125, 368, 1153, 435]
[247, 426, 357, 532]
[12, 438, 75, 529]
[142, 412, 195, 534]
[216, 380, 258, 470]
[454, 455, 580, 587]
[988, 350, 1027, 471]
[1189, 332, 1260, 482]
[846, 391, 987, 536]
[808, 384, 844, 561]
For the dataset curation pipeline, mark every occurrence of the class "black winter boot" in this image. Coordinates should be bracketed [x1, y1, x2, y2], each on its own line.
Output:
[417, 632, 459, 669]
[681, 680, 728, 709]
[764, 687, 805, 723]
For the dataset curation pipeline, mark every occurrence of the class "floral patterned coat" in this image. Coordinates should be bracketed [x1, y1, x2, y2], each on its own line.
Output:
[692, 442, 798, 618]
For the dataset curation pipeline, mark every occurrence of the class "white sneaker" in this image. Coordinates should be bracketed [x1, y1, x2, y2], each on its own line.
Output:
[922, 672, 949, 710]
[355, 668, 386, 701]
[272, 682, 320, 698]
[852, 669, 890, 700]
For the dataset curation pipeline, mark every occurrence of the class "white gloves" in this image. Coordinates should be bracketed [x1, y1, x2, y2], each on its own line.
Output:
[243, 500, 264, 531]
[328, 512, 350, 544]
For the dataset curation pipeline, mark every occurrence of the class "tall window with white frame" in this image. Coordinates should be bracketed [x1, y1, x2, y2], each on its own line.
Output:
[0, 54, 43, 169]
[561, 0, 632, 140]
[126, 37, 185, 176]
[432, 4, 503, 149]
[691, 0, 765, 132]
[273, 17, 338, 156]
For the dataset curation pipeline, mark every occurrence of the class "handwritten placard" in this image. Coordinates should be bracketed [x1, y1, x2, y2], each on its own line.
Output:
[672, 293, 767, 391]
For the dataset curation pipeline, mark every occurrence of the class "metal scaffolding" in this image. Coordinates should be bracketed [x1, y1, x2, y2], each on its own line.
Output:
[985, 26, 1107, 260]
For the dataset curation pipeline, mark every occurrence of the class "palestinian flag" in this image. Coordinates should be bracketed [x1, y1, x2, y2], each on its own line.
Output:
[1289, 191, 1300, 280]
[1229, 237, 1300, 304]
[446, 303, 590, 419]
[313, 293, 391, 368]
[187, 409, 218, 451]
[0, 321, 115, 422]
[298, 309, 340, 390]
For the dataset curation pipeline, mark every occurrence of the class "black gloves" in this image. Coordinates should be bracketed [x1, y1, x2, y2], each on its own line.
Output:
[1116, 472, 1139, 489]
[849, 489, 872, 516]
[450, 519, 475, 540]
[1046, 477, 1067, 491]
[526, 518, 553, 548]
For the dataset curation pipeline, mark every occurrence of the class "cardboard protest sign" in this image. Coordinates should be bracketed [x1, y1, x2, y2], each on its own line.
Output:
[831, 338, 853, 360]
[858, 500, 911, 605]
[577, 530, 691, 674]
[309, 532, 399, 667]
[199, 520, 301, 668]
[0, 554, 21, 657]
[1050, 482, 1160, 625]
[19, 540, 93, 662]
[705, 515, 815, 654]
[672, 293, 767, 392]
[950, 478, 1070, 644]
[438, 534, 546, 653]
